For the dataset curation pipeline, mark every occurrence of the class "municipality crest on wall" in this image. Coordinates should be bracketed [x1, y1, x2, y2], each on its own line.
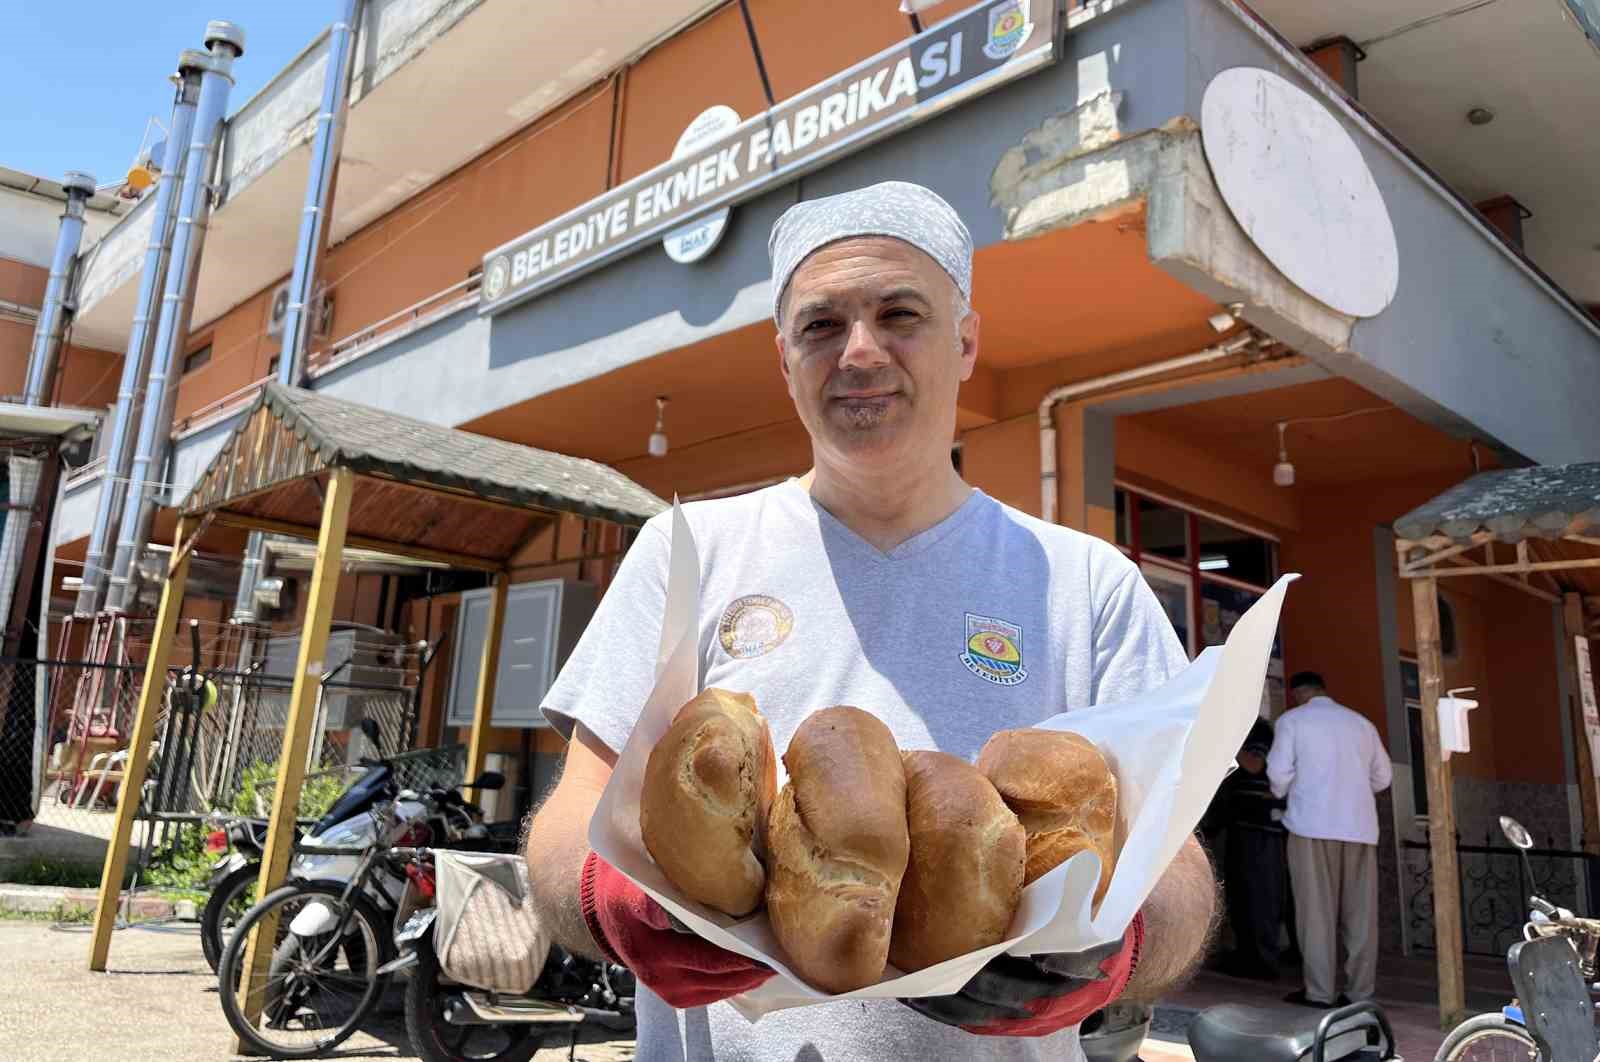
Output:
[983, 0, 1031, 60]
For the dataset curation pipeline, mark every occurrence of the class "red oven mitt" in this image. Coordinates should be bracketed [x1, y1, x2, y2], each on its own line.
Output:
[580, 851, 774, 1009]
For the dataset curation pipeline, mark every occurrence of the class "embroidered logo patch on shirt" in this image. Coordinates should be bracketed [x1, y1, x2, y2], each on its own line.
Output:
[961, 612, 1028, 686]
[718, 594, 795, 659]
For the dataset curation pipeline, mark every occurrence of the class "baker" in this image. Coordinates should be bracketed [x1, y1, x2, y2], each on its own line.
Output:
[526, 180, 1217, 1061]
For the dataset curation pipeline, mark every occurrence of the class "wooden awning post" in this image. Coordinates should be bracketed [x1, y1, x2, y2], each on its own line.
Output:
[88, 516, 199, 971]
[464, 572, 508, 803]
[1410, 573, 1467, 1027]
[232, 468, 353, 1043]
[1562, 593, 1600, 855]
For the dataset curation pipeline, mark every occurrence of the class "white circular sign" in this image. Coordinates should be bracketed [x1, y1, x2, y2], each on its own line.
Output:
[1200, 67, 1399, 318]
[663, 105, 741, 265]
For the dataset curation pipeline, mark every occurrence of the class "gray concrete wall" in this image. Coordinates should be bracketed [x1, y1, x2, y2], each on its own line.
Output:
[1177, 0, 1600, 465]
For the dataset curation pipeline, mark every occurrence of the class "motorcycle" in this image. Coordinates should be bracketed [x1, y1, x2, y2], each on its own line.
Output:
[383, 847, 635, 1062]
[1076, 997, 1398, 1062]
[1432, 815, 1600, 1061]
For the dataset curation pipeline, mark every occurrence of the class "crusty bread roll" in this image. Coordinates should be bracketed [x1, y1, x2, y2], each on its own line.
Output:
[766, 706, 909, 993]
[889, 750, 1026, 972]
[640, 688, 776, 917]
[976, 729, 1118, 902]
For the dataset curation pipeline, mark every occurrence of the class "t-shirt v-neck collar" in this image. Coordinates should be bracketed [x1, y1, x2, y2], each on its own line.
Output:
[782, 478, 986, 563]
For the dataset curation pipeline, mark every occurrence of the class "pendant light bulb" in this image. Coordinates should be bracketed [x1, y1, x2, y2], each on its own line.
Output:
[1273, 421, 1295, 487]
[648, 396, 669, 458]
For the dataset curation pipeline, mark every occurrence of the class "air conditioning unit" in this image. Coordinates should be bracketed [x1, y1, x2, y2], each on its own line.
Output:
[265, 281, 334, 339]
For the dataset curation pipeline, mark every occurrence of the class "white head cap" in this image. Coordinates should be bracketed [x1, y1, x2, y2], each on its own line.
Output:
[767, 181, 973, 323]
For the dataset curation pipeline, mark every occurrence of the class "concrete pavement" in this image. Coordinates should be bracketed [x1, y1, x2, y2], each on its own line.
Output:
[0, 920, 634, 1061]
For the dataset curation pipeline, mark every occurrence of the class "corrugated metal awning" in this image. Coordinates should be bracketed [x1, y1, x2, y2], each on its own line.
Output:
[1394, 462, 1600, 544]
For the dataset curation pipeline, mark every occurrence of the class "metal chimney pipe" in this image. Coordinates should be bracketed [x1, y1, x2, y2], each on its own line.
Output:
[277, 0, 364, 388]
[106, 21, 245, 613]
[75, 53, 207, 618]
[233, 0, 365, 625]
[22, 172, 97, 406]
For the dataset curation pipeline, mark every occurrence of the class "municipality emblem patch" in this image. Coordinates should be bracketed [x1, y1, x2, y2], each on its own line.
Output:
[961, 613, 1028, 686]
[483, 255, 511, 302]
[718, 594, 795, 659]
[983, 0, 1030, 60]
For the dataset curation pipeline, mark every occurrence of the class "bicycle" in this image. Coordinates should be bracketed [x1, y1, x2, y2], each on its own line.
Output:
[216, 766, 500, 1057]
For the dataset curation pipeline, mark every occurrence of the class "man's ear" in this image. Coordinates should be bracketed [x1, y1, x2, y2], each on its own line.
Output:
[957, 308, 980, 383]
[776, 332, 796, 400]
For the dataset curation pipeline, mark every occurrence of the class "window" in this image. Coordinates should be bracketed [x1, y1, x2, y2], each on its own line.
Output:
[1136, 496, 1189, 564]
[445, 580, 598, 730]
[1438, 594, 1459, 659]
[1197, 515, 1275, 587]
[182, 343, 212, 374]
[1114, 487, 1282, 709]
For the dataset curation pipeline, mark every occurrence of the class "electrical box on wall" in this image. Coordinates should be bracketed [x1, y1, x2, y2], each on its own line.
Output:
[445, 578, 599, 730]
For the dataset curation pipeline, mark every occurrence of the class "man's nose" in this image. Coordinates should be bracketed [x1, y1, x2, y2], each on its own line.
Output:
[838, 320, 890, 370]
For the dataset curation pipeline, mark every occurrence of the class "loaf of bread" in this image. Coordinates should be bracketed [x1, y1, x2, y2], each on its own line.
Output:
[640, 688, 776, 917]
[889, 750, 1026, 972]
[976, 729, 1118, 902]
[766, 706, 909, 993]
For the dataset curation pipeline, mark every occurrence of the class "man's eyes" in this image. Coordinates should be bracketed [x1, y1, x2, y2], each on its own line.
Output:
[797, 308, 920, 335]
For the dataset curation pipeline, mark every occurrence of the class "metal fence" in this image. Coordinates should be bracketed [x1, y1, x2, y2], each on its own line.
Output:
[0, 633, 454, 856]
[1401, 833, 1600, 957]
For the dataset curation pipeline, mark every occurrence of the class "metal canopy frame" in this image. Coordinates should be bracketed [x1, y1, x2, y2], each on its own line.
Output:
[1393, 469, 1600, 1028]
[88, 384, 664, 1021]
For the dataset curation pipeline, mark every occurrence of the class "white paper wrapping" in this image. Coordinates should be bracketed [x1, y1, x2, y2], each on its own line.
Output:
[589, 502, 1294, 1020]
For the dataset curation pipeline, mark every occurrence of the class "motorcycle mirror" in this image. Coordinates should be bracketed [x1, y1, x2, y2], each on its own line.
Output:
[470, 771, 505, 791]
[360, 717, 383, 753]
[1501, 816, 1534, 850]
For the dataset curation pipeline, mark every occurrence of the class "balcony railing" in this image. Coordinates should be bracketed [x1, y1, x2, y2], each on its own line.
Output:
[306, 274, 480, 379]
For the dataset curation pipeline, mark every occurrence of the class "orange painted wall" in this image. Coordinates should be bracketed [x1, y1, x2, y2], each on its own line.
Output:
[0, 257, 120, 409]
[1, 322, 120, 409]
[1278, 478, 1567, 787]
[0, 257, 47, 307]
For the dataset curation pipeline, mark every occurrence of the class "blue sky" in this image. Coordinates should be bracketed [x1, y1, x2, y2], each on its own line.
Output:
[2, 5, 325, 185]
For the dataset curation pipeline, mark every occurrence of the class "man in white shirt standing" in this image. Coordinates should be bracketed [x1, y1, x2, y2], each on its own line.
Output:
[1267, 671, 1393, 1008]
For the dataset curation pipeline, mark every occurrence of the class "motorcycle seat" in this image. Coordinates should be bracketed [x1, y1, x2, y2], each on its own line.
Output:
[1187, 1004, 1383, 1062]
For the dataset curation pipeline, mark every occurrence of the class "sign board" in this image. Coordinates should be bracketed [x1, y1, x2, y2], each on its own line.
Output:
[664, 106, 741, 264]
[1578, 636, 1600, 775]
[478, 0, 1057, 314]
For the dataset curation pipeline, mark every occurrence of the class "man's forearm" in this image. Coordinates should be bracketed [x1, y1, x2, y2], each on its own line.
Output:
[524, 774, 606, 960]
[1122, 835, 1218, 1003]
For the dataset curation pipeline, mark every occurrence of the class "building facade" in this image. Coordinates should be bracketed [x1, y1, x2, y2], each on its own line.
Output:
[23, 0, 1600, 957]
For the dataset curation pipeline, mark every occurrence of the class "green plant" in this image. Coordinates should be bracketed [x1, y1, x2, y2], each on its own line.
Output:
[142, 824, 212, 892]
[231, 760, 345, 821]
[0, 858, 105, 889]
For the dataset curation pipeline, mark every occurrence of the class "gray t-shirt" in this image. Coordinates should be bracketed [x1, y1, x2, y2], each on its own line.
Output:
[543, 480, 1186, 1062]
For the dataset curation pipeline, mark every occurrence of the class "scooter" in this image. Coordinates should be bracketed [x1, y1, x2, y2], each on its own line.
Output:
[384, 847, 634, 1062]
[1432, 815, 1600, 1061]
[1077, 998, 1398, 1062]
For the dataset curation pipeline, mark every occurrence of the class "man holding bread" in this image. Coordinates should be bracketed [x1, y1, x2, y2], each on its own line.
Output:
[527, 180, 1219, 1061]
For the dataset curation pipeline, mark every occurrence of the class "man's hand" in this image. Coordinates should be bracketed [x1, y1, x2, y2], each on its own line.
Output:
[900, 915, 1141, 1037]
[583, 853, 773, 1008]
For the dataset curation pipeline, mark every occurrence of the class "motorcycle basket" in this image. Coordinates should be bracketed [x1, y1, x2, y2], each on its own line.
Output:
[433, 850, 550, 995]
